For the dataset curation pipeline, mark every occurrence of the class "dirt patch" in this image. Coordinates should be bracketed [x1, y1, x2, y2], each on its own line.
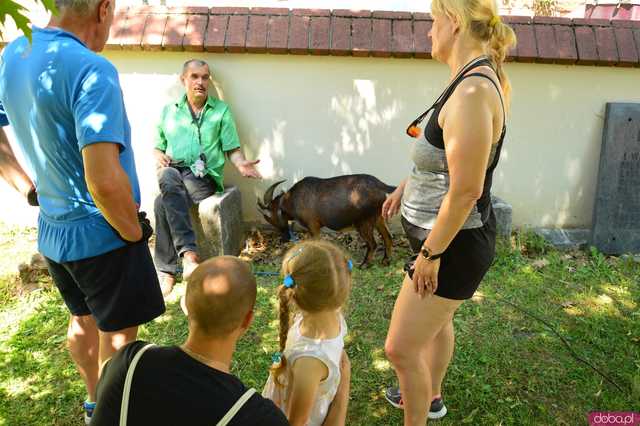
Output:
[239, 226, 410, 268]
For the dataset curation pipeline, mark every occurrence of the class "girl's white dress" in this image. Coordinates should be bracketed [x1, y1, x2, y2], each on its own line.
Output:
[262, 313, 347, 426]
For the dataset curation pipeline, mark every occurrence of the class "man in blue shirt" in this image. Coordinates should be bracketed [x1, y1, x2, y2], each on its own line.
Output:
[0, 0, 165, 423]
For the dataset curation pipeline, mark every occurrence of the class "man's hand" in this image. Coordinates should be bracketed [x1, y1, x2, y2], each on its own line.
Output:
[154, 149, 171, 168]
[26, 185, 39, 206]
[112, 211, 153, 244]
[236, 159, 262, 179]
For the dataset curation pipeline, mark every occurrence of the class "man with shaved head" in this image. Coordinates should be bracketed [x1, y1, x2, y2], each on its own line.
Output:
[91, 257, 289, 425]
[153, 59, 262, 297]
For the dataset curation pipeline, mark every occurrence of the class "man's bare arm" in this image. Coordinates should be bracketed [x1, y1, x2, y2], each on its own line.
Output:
[82, 143, 141, 242]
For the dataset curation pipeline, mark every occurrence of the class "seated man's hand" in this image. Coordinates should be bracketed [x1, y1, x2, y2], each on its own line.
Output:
[237, 159, 262, 179]
[154, 149, 172, 168]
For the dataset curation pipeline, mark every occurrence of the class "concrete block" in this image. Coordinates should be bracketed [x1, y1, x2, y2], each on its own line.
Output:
[189, 186, 244, 259]
[491, 195, 512, 238]
[534, 228, 590, 250]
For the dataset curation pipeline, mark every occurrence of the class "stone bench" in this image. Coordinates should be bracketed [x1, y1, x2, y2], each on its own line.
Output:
[189, 186, 245, 259]
[492, 195, 512, 238]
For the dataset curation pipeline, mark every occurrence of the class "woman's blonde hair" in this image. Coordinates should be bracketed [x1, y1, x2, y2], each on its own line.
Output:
[271, 240, 352, 386]
[431, 0, 517, 109]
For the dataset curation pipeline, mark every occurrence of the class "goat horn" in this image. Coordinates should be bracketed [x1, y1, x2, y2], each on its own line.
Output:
[257, 197, 266, 210]
[256, 206, 270, 218]
[262, 180, 286, 206]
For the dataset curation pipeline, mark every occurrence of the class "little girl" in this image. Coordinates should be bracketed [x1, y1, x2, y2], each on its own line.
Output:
[263, 240, 352, 426]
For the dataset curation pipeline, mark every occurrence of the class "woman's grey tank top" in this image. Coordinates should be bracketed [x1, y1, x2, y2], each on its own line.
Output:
[401, 58, 505, 230]
[401, 141, 499, 230]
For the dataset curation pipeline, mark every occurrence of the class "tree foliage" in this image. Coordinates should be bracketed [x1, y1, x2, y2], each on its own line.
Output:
[0, 0, 58, 41]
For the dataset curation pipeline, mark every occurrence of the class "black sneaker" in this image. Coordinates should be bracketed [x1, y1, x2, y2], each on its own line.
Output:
[428, 396, 447, 420]
[384, 387, 448, 420]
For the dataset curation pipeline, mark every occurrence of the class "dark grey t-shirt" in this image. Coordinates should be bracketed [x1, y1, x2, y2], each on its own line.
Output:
[92, 341, 289, 426]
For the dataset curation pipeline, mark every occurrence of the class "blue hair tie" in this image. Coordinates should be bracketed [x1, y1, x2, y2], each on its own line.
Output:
[347, 259, 353, 272]
[272, 352, 282, 363]
[283, 274, 295, 288]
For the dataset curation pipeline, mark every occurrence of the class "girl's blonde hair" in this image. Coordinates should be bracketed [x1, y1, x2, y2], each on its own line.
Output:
[271, 240, 352, 386]
[431, 0, 517, 109]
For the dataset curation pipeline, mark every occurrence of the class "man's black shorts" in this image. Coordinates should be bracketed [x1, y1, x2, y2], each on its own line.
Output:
[45, 241, 166, 332]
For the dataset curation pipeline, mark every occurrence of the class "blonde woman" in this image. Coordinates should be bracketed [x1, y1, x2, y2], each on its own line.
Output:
[381, 0, 516, 424]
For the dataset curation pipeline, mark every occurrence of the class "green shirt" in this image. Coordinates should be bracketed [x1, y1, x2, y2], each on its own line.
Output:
[155, 95, 241, 193]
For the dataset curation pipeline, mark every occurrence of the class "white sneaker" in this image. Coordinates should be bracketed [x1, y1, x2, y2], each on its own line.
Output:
[182, 257, 199, 281]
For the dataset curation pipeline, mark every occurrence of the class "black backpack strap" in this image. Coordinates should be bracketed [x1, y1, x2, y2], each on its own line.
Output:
[407, 56, 493, 132]
[457, 72, 506, 126]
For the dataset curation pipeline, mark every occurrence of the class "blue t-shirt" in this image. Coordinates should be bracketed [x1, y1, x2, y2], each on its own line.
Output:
[0, 27, 140, 262]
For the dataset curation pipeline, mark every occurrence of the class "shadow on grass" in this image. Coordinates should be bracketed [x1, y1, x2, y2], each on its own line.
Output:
[0, 274, 190, 426]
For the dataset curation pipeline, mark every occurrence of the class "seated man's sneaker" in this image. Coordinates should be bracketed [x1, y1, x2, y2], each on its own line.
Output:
[159, 272, 176, 298]
[181, 255, 199, 281]
[83, 401, 96, 425]
[180, 293, 188, 316]
[384, 387, 448, 420]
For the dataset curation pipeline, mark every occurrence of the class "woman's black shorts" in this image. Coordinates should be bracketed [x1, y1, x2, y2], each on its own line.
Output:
[401, 210, 497, 300]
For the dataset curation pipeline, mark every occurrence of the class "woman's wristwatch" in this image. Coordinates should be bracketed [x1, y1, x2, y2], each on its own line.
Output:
[420, 245, 443, 261]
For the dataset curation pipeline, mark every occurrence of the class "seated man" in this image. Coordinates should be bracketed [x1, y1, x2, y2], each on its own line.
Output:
[154, 59, 261, 296]
[91, 257, 350, 426]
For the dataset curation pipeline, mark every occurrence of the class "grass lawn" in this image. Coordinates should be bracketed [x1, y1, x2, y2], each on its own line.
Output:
[0, 224, 638, 425]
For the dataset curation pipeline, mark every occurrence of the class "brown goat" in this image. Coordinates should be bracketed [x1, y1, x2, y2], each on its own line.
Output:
[257, 174, 396, 267]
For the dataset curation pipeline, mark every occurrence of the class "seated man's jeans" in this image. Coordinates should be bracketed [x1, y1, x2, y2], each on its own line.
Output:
[154, 166, 216, 275]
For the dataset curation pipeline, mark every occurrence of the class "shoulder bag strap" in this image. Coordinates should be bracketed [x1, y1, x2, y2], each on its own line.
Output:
[216, 388, 257, 426]
[119, 344, 156, 426]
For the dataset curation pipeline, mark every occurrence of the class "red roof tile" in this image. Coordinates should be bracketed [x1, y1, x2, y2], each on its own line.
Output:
[414, 19, 433, 59]
[267, 15, 289, 54]
[594, 26, 619, 64]
[225, 15, 249, 53]
[575, 25, 599, 65]
[289, 15, 310, 54]
[351, 18, 372, 57]
[392, 19, 413, 58]
[371, 18, 392, 57]
[205, 15, 228, 53]
[184, 14, 207, 52]
[163, 13, 188, 51]
[246, 14, 269, 53]
[310, 16, 330, 55]
[614, 27, 639, 66]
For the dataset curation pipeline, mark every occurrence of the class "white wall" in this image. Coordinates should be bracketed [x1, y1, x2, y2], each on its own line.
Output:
[2, 51, 639, 229]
